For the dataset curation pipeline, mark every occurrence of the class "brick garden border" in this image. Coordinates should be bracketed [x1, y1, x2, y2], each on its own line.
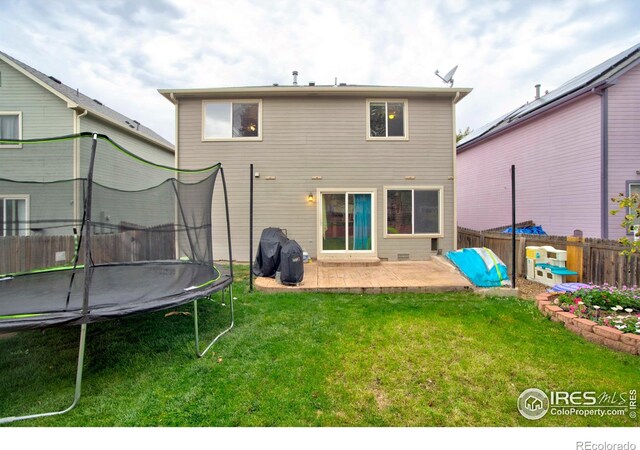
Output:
[535, 293, 640, 355]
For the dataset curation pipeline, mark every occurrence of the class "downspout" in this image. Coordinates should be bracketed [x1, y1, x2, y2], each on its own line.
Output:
[596, 88, 609, 239]
[170, 93, 179, 168]
[170, 92, 180, 259]
[452, 91, 460, 250]
[74, 108, 88, 224]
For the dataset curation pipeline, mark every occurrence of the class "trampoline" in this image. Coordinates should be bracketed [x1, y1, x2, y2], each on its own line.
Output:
[0, 133, 235, 424]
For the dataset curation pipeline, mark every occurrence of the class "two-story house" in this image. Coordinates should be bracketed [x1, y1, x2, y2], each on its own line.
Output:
[159, 83, 471, 262]
[0, 50, 174, 236]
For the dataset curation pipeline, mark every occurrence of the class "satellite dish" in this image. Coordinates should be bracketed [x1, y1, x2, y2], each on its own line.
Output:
[434, 65, 458, 87]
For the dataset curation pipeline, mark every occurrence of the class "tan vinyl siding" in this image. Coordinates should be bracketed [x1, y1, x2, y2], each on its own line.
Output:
[178, 95, 455, 262]
[0, 59, 74, 182]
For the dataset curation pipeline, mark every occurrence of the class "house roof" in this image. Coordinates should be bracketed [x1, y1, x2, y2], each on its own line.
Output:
[457, 42, 640, 151]
[0, 50, 174, 152]
[159, 84, 472, 103]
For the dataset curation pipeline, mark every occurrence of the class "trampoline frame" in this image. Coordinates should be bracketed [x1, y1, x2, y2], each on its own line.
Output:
[0, 134, 236, 424]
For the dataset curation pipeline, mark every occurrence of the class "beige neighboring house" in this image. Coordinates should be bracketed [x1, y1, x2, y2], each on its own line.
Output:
[159, 82, 471, 262]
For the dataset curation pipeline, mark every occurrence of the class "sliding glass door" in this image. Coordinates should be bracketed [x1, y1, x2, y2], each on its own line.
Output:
[321, 191, 374, 253]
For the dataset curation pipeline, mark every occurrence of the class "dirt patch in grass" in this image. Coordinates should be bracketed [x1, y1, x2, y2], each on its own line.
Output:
[517, 277, 548, 300]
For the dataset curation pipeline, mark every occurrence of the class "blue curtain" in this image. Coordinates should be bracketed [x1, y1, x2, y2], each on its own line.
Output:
[353, 194, 371, 250]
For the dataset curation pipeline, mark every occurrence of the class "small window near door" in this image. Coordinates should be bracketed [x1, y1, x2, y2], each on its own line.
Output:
[1, 196, 28, 236]
[385, 187, 442, 237]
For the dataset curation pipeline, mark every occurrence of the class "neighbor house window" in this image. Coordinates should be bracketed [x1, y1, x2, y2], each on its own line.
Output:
[367, 100, 407, 139]
[385, 187, 442, 236]
[0, 112, 22, 147]
[1, 196, 29, 236]
[627, 182, 640, 235]
[203, 100, 261, 140]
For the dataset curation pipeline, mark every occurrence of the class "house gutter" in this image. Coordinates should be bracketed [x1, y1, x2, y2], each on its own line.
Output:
[170, 92, 180, 260]
[170, 93, 179, 168]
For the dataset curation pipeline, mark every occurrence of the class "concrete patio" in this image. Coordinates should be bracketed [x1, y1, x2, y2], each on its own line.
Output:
[254, 257, 473, 294]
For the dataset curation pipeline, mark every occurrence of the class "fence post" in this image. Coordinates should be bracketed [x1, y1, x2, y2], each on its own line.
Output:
[566, 236, 583, 282]
[517, 236, 526, 278]
[582, 241, 591, 284]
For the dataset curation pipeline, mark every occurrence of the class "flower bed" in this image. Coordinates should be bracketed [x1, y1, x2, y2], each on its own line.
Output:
[535, 284, 640, 355]
[556, 284, 640, 334]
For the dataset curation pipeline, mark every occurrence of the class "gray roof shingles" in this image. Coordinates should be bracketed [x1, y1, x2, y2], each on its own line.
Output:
[0, 50, 173, 151]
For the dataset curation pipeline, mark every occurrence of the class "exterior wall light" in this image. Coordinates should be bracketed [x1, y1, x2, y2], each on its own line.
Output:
[308, 193, 315, 202]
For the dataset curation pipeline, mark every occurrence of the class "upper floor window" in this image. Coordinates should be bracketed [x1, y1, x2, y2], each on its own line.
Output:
[1, 195, 29, 236]
[203, 100, 261, 141]
[0, 112, 21, 147]
[367, 100, 408, 139]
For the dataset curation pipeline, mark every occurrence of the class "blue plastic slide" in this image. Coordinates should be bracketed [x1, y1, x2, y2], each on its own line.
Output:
[446, 248, 511, 287]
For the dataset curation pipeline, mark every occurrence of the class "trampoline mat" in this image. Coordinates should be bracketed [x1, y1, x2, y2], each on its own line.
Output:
[0, 262, 231, 332]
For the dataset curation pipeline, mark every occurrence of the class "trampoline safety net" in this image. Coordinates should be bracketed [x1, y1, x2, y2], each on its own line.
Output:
[0, 133, 232, 331]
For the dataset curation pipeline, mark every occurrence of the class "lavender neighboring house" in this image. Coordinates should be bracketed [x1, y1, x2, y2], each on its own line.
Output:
[456, 43, 640, 240]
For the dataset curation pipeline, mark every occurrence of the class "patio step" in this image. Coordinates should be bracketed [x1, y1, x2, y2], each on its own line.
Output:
[317, 257, 381, 267]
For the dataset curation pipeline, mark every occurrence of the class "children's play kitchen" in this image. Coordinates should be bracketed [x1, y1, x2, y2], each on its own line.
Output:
[526, 245, 578, 287]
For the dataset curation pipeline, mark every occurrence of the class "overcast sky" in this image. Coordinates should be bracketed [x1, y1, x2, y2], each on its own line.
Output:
[1, 0, 639, 144]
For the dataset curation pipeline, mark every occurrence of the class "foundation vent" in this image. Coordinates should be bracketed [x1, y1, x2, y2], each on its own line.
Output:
[397, 253, 410, 261]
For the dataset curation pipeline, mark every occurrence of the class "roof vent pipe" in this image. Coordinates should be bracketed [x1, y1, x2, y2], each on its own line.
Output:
[535, 84, 541, 99]
[292, 70, 298, 85]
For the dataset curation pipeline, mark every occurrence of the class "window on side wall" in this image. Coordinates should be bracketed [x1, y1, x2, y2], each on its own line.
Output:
[367, 99, 407, 139]
[627, 182, 640, 236]
[385, 187, 442, 237]
[203, 100, 261, 141]
[0, 112, 22, 148]
[1, 196, 29, 236]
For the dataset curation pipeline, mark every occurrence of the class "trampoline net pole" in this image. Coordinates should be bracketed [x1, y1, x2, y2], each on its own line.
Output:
[220, 167, 234, 278]
[249, 163, 253, 291]
[82, 134, 99, 314]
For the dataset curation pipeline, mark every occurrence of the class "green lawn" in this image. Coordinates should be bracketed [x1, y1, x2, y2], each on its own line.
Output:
[0, 266, 638, 427]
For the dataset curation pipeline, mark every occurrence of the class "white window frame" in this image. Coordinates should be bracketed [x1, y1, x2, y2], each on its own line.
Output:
[316, 188, 377, 256]
[626, 181, 640, 236]
[0, 111, 23, 148]
[383, 186, 443, 238]
[201, 99, 262, 142]
[1, 194, 30, 237]
[366, 99, 409, 141]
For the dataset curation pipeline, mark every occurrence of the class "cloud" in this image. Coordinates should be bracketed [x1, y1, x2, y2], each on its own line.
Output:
[1, 0, 639, 142]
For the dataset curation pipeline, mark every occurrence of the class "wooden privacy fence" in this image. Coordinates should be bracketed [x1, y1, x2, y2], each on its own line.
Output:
[0, 224, 175, 274]
[458, 226, 640, 288]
